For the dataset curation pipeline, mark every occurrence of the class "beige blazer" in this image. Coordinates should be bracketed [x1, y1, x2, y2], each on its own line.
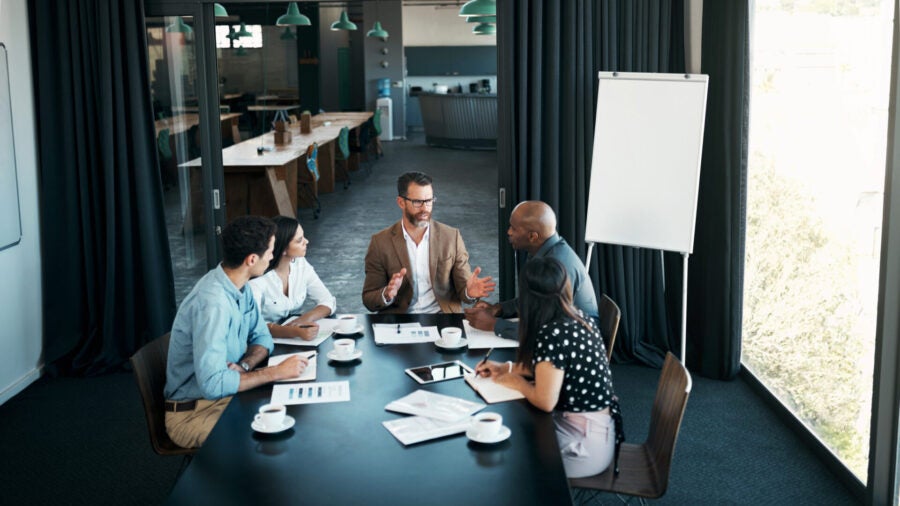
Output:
[362, 221, 474, 313]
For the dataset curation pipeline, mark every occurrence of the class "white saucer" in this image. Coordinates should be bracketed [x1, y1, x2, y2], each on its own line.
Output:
[466, 425, 511, 444]
[252, 415, 295, 434]
[334, 324, 364, 336]
[327, 349, 363, 362]
[435, 337, 468, 350]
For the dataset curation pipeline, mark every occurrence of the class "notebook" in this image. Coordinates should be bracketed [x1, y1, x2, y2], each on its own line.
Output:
[464, 373, 525, 403]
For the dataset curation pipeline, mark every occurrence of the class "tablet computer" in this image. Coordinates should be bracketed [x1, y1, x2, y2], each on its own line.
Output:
[404, 360, 474, 385]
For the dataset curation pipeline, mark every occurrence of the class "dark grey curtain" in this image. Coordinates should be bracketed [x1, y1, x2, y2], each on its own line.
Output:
[30, 0, 176, 375]
[498, 0, 687, 369]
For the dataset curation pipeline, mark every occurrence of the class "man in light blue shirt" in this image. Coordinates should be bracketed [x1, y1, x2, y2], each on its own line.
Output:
[165, 216, 308, 448]
[464, 201, 599, 340]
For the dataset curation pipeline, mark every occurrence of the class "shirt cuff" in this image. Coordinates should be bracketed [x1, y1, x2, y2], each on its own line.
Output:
[381, 287, 394, 307]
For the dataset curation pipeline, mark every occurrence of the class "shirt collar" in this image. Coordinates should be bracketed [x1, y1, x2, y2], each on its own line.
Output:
[214, 263, 244, 303]
[401, 221, 430, 243]
[535, 233, 563, 257]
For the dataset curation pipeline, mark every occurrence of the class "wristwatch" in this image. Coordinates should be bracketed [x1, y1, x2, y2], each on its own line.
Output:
[239, 361, 251, 372]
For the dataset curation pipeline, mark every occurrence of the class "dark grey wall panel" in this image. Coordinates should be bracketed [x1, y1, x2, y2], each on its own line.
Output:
[406, 46, 497, 76]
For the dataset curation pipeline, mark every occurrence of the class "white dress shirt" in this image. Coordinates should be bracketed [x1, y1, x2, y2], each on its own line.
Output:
[248, 258, 336, 322]
[402, 223, 440, 314]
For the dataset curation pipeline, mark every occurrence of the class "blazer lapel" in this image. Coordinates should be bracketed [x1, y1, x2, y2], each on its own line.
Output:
[391, 222, 413, 285]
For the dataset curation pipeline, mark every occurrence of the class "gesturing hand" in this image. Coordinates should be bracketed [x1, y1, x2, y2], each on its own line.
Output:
[466, 266, 496, 299]
[384, 267, 407, 301]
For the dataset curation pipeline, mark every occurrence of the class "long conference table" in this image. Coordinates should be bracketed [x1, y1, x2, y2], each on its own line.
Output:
[166, 313, 572, 505]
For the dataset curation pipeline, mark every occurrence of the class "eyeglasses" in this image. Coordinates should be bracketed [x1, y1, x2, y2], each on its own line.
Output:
[400, 196, 436, 208]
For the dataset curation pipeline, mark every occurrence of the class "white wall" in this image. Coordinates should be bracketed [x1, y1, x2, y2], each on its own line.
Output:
[402, 5, 496, 46]
[0, 0, 44, 404]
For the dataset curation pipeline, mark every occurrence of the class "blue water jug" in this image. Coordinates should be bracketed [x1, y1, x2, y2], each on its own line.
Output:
[377, 78, 391, 97]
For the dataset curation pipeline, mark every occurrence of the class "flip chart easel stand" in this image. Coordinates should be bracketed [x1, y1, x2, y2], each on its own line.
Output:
[585, 244, 689, 361]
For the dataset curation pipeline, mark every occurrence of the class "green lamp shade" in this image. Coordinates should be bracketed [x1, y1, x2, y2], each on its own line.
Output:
[472, 22, 496, 35]
[214, 3, 228, 17]
[467, 15, 496, 23]
[165, 16, 193, 34]
[366, 21, 389, 39]
[235, 47, 248, 56]
[330, 11, 357, 31]
[226, 27, 238, 40]
[280, 27, 297, 40]
[459, 0, 496, 17]
[235, 22, 252, 38]
[276, 2, 312, 26]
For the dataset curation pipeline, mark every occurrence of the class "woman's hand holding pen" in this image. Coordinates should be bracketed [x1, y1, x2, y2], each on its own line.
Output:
[285, 319, 319, 340]
[475, 360, 505, 378]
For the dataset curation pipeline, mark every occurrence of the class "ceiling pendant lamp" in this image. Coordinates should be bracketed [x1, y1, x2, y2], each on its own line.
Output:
[280, 27, 297, 40]
[235, 47, 248, 56]
[330, 11, 357, 31]
[459, 0, 496, 17]
[235, 22, 252, 38]
[214, 3, 228, 17]
[165, 16, 193, 33]
[276, 2, 312, 26]
[366, 21, 389, 39]
[226, 26, 238, 40]
[467, 15, 496, 24]
[472, 22, 496, 35]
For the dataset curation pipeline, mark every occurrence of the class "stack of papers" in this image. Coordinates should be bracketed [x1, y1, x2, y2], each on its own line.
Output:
[383, 389, 485, 445]
[373, 323, 440, 345]
[462, 321, 519, 350]
[272, 317, 339, 347]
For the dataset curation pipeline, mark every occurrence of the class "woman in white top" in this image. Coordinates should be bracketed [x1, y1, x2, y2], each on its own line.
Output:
[249, 216, 336, 340]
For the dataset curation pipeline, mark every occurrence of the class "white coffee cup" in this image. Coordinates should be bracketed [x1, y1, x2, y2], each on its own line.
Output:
[440, 327, 462, 346]
[471, 412, 503, 439]
[255, 403, 286, 429]
[337, 315, 357, 333]
[334, 338, 355, 359]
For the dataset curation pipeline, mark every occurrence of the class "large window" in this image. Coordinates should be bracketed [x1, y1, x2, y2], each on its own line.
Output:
[744, 0, 893, 481]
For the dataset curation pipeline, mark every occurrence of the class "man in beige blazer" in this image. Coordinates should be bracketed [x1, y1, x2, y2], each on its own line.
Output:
[363, 172, 495, 313]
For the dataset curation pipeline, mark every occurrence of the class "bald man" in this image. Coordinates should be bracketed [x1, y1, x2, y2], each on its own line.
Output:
[464, 201, 598, 339]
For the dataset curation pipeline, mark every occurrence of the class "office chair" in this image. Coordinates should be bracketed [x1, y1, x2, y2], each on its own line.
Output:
[570, 352, 692, 505]
[298, 142, 321, 219]
[370, 108, 383, 159]
[130, 333, 195, 472]
[599, 294, 622, 362]
[349, 122, 373, 175]
[334, 126, 352, 189]
[156, 128, 177, 189]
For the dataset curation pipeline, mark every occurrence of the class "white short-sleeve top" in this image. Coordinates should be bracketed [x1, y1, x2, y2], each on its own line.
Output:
[248, 258, 336, 322]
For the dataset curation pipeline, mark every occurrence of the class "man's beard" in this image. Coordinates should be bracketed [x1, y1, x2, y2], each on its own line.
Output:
[406, 208, 431, 228]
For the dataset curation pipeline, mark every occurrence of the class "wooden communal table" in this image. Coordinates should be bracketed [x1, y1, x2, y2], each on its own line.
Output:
[167, 313, 572, 506]
[313, 111, 374, 173]
[154, 112, 243, 144]
[182, 122, 343, 222]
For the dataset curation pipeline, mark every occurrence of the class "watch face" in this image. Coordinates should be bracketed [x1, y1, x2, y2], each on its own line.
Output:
[240, 362, 250, 372]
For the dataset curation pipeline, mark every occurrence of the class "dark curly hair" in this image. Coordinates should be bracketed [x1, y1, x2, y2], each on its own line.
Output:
[221, 216, 276, 268]
[396, 171, 433, 197]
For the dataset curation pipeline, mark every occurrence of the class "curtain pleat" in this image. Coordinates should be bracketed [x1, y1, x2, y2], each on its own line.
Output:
[30, 0, 176, 376]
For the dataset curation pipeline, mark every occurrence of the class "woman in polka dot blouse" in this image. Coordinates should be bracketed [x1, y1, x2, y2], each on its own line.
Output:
[474, 257, 623, 478]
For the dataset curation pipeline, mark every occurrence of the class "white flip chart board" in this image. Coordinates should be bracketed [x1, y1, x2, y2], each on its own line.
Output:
[0, 43, 22, 251]
[585, 72, 708, 254]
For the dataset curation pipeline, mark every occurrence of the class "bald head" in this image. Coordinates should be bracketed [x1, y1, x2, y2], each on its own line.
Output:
[507, 201, 557, 254]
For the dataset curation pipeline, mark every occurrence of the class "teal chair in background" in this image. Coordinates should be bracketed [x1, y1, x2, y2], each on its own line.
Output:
[334, 126, 352, 189]
[298, 142, 321, 219]
[156, 128, 176, 189]
[371, 108, 383, 159]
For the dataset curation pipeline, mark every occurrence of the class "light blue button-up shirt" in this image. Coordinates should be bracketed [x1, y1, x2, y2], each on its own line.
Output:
[164, 265, 273, 401]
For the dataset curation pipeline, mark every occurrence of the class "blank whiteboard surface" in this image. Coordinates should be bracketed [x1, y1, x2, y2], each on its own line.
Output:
[586, 72, 708, 253]
[0, 44, 22, 251]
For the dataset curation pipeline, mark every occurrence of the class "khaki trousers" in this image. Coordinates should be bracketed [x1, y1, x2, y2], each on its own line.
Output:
[165, 396, 232, 449]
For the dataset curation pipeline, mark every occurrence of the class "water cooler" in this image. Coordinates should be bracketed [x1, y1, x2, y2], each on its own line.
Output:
[376, 78, 393, 141]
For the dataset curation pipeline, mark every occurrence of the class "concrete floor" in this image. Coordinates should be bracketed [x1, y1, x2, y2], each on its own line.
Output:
[167, 133, 500, 312]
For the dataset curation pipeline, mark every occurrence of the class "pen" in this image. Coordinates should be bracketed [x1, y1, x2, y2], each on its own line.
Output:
[297, 324, 316, 328]
[307, 352, 317, 360]
[477, 347, 494, 371]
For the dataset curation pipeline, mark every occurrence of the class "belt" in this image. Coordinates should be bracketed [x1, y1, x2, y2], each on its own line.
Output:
[164, 400, 197, 412]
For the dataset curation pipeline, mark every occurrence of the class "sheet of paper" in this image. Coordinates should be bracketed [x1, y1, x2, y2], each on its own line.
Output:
[464, 373, 525, 404]
[385, 389, 484, 422]
[267, 351, 317, 382]
[382, 415, 471, 446]
[272, 318, 338, 347]
[463, 320, 520, 349]
[271, 381, 350, 405]
[374, 324, 440, 345]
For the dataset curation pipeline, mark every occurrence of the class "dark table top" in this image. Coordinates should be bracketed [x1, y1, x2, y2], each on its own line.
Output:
[167, 313, 572, 506]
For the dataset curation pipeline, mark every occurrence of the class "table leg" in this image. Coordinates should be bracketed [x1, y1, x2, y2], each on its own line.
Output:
[318, 141, 335, 194]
